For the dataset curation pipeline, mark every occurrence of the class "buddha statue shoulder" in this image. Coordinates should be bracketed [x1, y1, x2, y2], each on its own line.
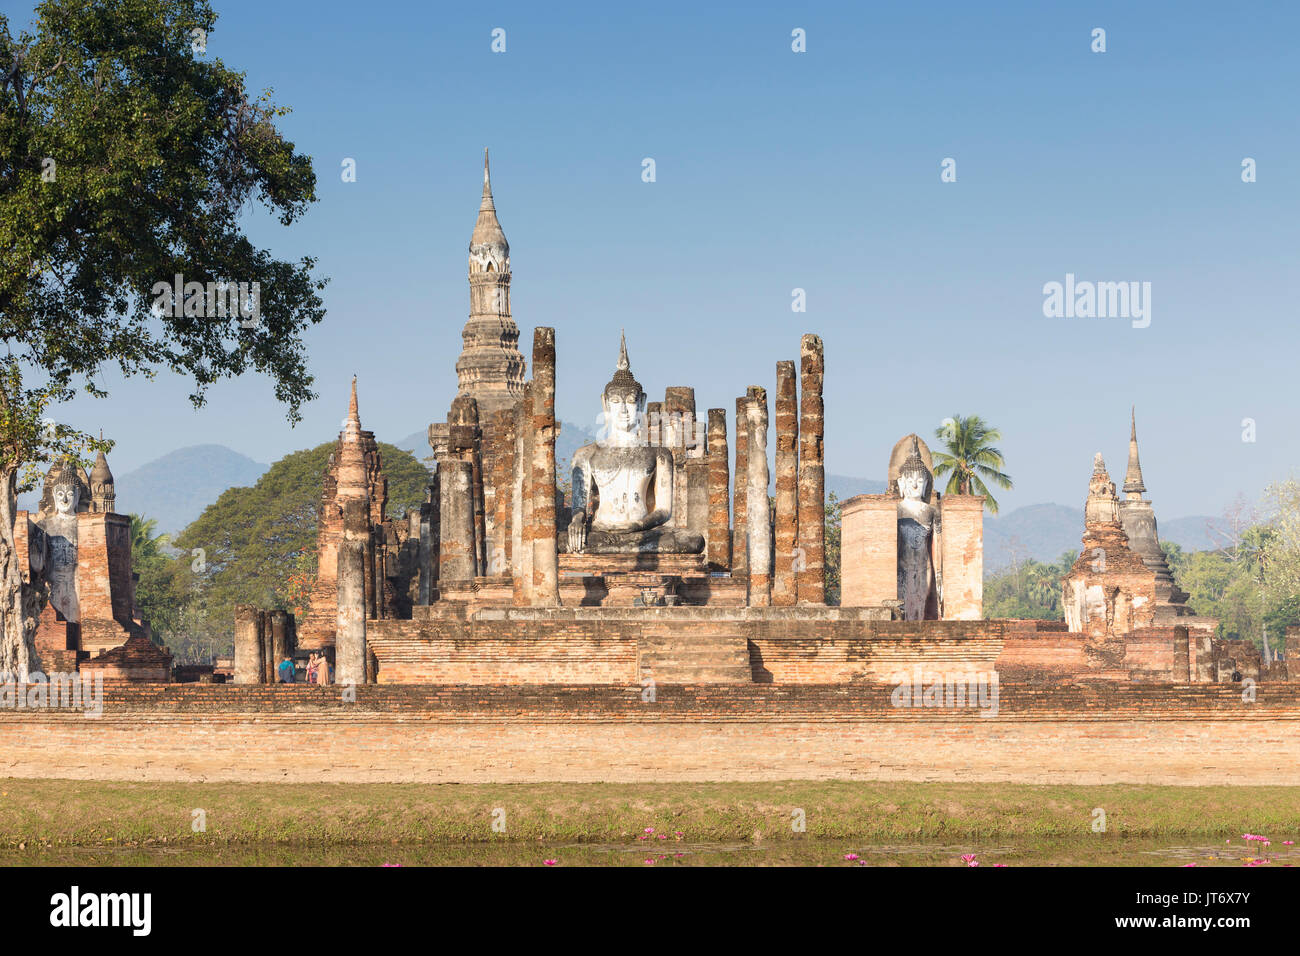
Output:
[567, 333, 703, 555]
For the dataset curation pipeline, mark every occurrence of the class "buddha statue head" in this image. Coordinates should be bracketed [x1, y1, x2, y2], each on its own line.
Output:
[51, 470, 81, 517]
[896, 437, 933, 503]
[600, 331, 646, 447]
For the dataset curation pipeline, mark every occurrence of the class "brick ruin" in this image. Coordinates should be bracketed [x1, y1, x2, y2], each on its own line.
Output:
[105, 152, 1256, 693]
[14, 454, 173, 680]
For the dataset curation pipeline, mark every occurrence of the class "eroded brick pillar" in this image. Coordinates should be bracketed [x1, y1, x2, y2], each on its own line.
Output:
[732, 395, 750, 578]
[336, 498, 368, 686]
[531, 328, 559, 605]
[512, 385, 534, 607]
[773, 360, 799, 606]
[438, 458, 476, 587]
[270, 610, 291, 677]
[490, 408, 515, 576]
[796, 333, 825, 604]
[258, 610, 273, 684]
[233, 605, 262, 684]
[746, 388, 771, 607]
[706, 408, 731, 569]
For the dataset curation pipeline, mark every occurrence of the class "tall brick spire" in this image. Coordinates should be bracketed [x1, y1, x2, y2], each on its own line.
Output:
[457, 149, 526, 416]
[337, 376, 368, 502]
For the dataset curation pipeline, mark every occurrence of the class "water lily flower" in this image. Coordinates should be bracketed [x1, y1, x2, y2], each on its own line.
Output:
[844, 853, 859, 861]
[543, 859, 558, 866]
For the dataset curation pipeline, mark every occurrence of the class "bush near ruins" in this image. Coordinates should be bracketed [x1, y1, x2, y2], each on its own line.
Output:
[134, 442, 429, 662]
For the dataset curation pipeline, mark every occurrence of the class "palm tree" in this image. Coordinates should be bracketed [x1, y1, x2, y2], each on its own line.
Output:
[931, 415, 1013, 513]
[129, 514, 170, 560]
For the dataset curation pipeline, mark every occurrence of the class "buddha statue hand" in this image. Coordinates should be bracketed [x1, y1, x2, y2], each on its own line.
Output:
[568, 511, 588, 553]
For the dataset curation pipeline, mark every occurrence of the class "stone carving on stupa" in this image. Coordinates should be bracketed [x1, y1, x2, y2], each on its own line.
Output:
[567, 333, 704, 555]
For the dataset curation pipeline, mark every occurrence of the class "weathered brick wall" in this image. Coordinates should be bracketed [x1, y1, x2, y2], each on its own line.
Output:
[365, 612, 1228, 685]
[938, 495, 983, 620]
[841, 494, 897, 607]
[2, 682, 1298, 785]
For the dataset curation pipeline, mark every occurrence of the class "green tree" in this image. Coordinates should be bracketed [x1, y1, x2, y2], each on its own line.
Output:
[824, 491, 842, 605]
[931, 415, 1013, 514]
[129, 512, 185, 643]
[0, 0, 325, 677]
[159, 442, 429, 659]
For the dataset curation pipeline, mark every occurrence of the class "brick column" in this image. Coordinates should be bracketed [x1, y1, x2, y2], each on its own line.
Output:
[438, 459, 476, 588]
[732, 395, 750, 578]
[270, 610, 292, 677]
[233, 605, 262, 684]
[706, 408, 731, 569]
[841, 495, 898, 607]
[336, 498, 369, 685]
[938, 494, 984, 620]
[773, 359, 799, 606]
[258, 610, 273, 684]
[490, 408, 515, 576]
[530, 328, 559, 606]
[512, 384, 534, 606]
[796, 333, 825, 604]
[745, 388, 771, 607]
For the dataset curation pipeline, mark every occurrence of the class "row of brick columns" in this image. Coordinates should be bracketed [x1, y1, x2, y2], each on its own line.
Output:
[233, 607, 297, 684]
[734, 333, 825, 606]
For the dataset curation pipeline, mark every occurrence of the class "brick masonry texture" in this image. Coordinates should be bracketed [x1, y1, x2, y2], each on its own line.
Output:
[2, 682, 1298, 784]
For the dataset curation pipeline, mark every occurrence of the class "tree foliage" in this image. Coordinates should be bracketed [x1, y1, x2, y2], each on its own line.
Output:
[984, 550, 1077, 620]
[0, 0, 325, 676]
[137, 443, 429, 662]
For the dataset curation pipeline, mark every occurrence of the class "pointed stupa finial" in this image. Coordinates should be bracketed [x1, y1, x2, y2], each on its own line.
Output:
[1123, 406, 1146, 498]
[617, 328, 629, 371]
[348, 375, 359, 424]
[480, 147, 495, 210]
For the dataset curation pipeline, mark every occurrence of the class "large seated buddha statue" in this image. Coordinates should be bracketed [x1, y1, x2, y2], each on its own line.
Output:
[566, 334, 704, 555]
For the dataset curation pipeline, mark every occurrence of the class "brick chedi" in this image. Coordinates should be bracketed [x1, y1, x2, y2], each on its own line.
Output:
[457, 149, 526, 418]
[1117, 409, 1194, 620]
[1062, 453, 1157, 640]
[298, 378, 397, 654]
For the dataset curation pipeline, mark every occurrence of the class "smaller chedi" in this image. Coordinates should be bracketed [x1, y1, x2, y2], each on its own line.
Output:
[567, 333, 704, 555]
[1061, 452, 1156, 639]
[840, 433, 984, 619]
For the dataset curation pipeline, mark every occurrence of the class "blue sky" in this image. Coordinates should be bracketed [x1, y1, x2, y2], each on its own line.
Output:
[6, 0, 1299, 517]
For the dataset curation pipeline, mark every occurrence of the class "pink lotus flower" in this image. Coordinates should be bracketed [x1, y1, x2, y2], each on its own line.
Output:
[644, 827, 655, 834]
[992, 863, 1008, 868]
[961, 854, 978, 866]
[381, 863, 402, 867]
[658, 834, 667, 840]
[1284, 841, 1295, 845]
[674, 831, 684, 840]
[844, 853, 859, 861]
[1181, 863, 1197, 867]
[543, 859, 558, 866]
[644, 858, 656, 865]
[637, 835, 648, 841]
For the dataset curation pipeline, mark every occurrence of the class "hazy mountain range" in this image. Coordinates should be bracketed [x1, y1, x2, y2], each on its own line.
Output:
[41, 431, 1220, 569]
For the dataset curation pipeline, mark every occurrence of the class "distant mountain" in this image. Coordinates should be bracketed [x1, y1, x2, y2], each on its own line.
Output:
[112, 444, 269, 537]
[16, 443, 270, 535]
[984, 503, 1220, 571]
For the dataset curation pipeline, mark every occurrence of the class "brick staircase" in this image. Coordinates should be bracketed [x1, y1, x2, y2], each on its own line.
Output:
[637, 631, 753, 684]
